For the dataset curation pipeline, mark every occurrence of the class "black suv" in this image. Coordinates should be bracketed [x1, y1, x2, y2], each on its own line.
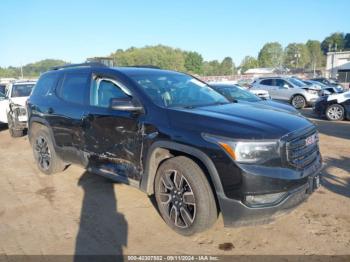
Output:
[27, 63, 323, 235]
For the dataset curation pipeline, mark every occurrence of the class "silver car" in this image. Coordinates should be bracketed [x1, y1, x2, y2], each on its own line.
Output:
[251, 77, 320, 109]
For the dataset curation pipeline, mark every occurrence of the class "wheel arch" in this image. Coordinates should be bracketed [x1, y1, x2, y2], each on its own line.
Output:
[28, 117, 56, 146]
[140, 141, 225, 199]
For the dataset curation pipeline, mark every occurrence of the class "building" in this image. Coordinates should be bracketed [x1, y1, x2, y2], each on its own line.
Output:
[326, 51, 350, 82]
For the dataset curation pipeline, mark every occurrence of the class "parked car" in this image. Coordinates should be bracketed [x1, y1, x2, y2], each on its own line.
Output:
[314, 91, 350, 121]
[303, 80, 343, 95]
[0, 80, 36, 136]
[251, 77, 320, 109]
[27, 63, 322, 235]
[210, 83, 298, 114]
[248, 89, 271, 100]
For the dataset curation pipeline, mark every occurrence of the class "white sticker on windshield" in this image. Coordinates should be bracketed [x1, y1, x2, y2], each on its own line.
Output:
[190, 79, 207, 87]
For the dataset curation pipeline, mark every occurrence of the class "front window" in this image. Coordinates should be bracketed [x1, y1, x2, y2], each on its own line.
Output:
[129, 72, 229, 108]
[213, 85, 261, 102]
[11, 84, 35, 97]
[288, 78, 306, 87]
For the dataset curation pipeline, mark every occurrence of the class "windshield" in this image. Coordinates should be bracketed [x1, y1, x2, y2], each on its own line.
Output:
[289, 78, 306, 87]
[211, 84, 261, 102]
[0, 91, 4, 98]
[130, 72, 229, 108]
[11, 84, 35, 97]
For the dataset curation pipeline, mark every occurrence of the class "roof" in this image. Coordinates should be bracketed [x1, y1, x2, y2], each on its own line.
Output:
[244, 68, 276, 74]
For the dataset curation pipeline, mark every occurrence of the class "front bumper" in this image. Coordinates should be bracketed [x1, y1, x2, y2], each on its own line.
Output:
[304, 93, 320, 106]
[218, 160, 323, 227]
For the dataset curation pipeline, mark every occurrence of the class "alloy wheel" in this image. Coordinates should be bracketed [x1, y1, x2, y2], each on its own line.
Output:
[158, 169, 196, 228]
[292, 96, 305, 109]
[327, 105, 343, 120]
[34, 136, 51, 170]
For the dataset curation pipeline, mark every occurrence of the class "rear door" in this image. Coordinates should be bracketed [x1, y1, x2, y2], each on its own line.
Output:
[81, 71, 144, 182]
[49, 70, 91, 164]
[258, 79, 279, 99]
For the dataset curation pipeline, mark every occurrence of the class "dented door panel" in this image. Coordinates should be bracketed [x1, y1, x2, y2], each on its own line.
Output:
[82, 107, 144, 181]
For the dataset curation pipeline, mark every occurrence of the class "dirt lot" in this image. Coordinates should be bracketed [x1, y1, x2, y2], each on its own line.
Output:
[0, 108, 349, 256]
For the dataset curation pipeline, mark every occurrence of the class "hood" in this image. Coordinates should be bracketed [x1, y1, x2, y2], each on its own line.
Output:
[10, 97, 28, 107]
[255, 100, 298, 114]
[168, 103, 313, 140]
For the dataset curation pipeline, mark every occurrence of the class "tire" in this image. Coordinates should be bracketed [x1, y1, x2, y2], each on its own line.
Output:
[154, 156, 217, 236]
[31, 126, 66, 175]
[7, 113, 24, 137]
[291, 95, 306, 109]
[326, 104, 345, 121]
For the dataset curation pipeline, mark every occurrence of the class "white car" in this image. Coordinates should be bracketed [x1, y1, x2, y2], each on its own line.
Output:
[0, 80, 36, 137]
[248, 89, 271, 100]
[209, 81, 270, 100]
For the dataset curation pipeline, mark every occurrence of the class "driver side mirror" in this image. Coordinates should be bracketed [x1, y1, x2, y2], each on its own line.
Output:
[109, 97, 143, 112]
[282, 84, 290, 89]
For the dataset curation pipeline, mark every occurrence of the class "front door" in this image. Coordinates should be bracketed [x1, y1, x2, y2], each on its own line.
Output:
[82, 74, 144, 181]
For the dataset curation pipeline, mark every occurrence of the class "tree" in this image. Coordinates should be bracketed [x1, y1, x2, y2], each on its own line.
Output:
[184, 51, 203, 74]
[240, 56, 259, 73]
[284, 43, 310, 69]
[306, 40, 325, 71]
[321, 32, 345, 54]
[110, 45, 186, 71]
[344, 33, 350, 50]
[220, 57, 235, 75]
[258, 42, 284, 68]
[0, 59, 67, 78]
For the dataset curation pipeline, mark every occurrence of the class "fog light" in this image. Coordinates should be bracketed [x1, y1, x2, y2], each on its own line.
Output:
[245, 192, 286, 206]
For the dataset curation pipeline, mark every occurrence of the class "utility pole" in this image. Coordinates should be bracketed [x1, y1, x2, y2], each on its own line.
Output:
[20, 65, 23, 79]
[329, 43, 337, 78]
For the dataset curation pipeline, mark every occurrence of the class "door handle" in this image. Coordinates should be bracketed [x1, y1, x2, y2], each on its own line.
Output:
[47, 107, 54, 114]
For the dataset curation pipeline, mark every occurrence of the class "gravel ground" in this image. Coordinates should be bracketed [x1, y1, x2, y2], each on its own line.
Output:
[0, 108, 349, 256]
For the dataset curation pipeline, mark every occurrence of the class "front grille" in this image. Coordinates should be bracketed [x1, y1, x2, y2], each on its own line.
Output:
[286, 128, 320, 169]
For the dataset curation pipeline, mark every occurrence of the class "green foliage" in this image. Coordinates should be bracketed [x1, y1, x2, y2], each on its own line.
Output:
[0, 59, 67, 78]
[184, 51, 203, 74]
[110, 45, 186, 71]
[258, 42, 284, 68]
[240, 56, 259, 73]
[321, 32, 345, 54]
[284, 43, 310, 68]
[220, 57, 235, 75]
[306, 40, 325, 69]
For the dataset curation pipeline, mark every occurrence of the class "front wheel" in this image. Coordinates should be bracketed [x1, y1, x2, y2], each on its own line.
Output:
[7, 113, 24, 137]
[154, 156, 217, 236]
[291, 95, 306, 109]
[326, 104, 344, 121]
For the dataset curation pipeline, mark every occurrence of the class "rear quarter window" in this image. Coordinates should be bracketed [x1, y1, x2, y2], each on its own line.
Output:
[31, 73, 59, 97]
[57, 72, 90, 105]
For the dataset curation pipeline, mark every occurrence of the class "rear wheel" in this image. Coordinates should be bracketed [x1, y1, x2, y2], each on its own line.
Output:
[154, 156, 217, 236]
[31, 126, 66, 174]
[326, 104, 344, 121]
[291, 95, 306, 109]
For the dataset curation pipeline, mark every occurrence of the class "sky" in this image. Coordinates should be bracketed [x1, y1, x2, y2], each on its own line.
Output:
[0, 0, 349, 67]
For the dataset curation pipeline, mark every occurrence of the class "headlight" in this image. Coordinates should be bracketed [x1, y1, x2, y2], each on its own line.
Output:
[306, 89, 318, 95]
[202, 133, 280, 163]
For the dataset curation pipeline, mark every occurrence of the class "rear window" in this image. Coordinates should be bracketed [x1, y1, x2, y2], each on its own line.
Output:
[31, 73, 59, 97]
[260, 79, 273, 86]
[57, 72, 90, 105]
[11, 84, 35, 97]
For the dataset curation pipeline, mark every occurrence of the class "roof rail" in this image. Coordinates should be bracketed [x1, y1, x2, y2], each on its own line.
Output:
[50, 62, 108, 71]
[126, 65, 161, 69]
